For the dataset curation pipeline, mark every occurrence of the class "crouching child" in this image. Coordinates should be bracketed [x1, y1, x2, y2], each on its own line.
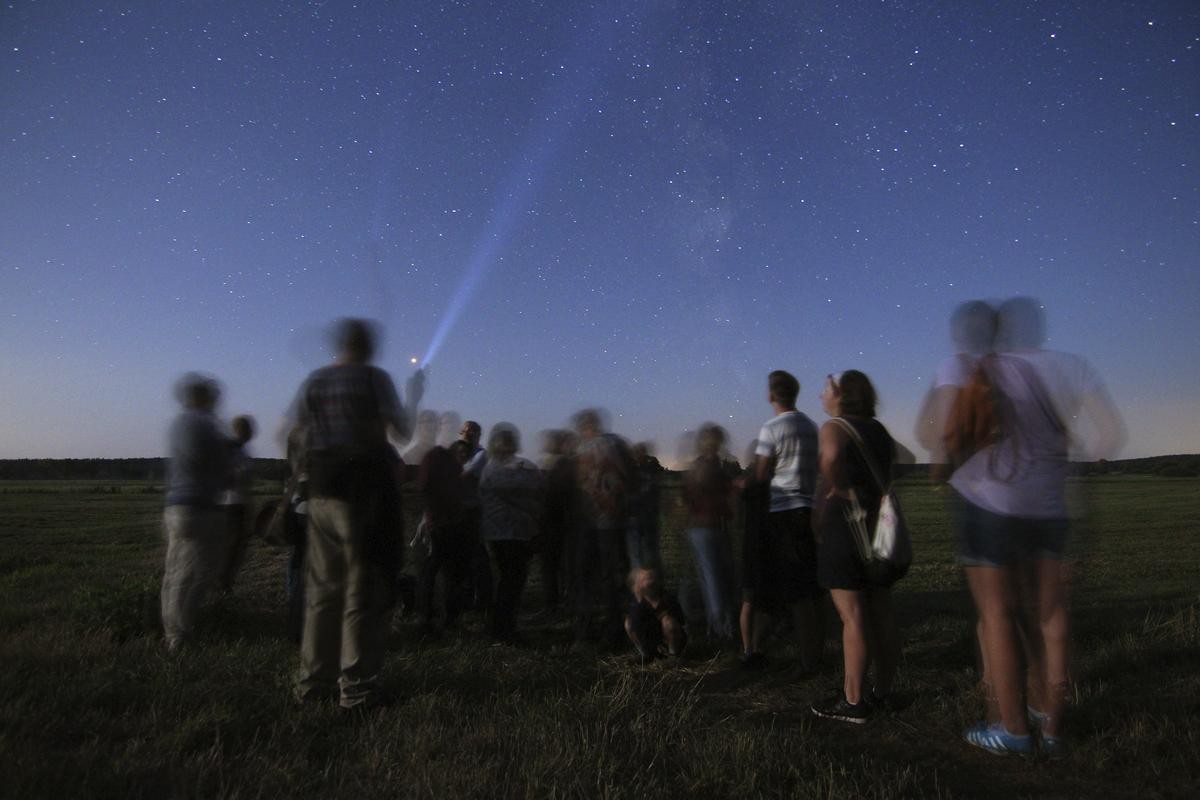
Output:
[625, 568, 687, 662]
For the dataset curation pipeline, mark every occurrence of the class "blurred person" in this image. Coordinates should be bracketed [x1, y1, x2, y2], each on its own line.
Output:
[437, 410, 463, 448]
[626, 442, 664, 577]
[572, 408, 637, 645]
[950, 297, 1124, 756]
[742, 370, 822, 669]
[402, 409, 440, 469]
[414, 440, 474, 634]
[810, 371, 904, 724]
[683, 423, 737, 642]
[915, 300, 998, 478]
[479, 423, 543, 645]
[625, 567, 687, 663]
[287, 318, 423, 709]
[218, 414, 256, 592]
[913, 301, 999, 730]
[160, 373, 231, 652]
[537, 429, 579, 615]
[458, 420, 494, 614]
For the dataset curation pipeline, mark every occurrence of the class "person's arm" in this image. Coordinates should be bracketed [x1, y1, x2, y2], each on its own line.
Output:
[754, 454, 772, 483]
[373, 369, 411, 444]
[915, 385, 959, 462]
[754, 424, 774, 483]
[1081, 384, 1126, 461]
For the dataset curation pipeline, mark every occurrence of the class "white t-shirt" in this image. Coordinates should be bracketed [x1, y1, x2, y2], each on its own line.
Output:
[756, 411, 819, 512]
[950, 349, 1105, 519]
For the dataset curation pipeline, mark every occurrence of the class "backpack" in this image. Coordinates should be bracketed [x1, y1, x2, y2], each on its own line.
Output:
[944, 356, 1000, 467]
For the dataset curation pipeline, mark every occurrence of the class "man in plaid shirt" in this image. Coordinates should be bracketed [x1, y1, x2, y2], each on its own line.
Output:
[287, 318, 423, 709]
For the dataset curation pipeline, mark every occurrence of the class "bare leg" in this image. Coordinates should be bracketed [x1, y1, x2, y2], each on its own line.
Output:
[739, 595, 755, 653]
[1033, 557, 1071, 737]
[829, 589, 868, 704]
[965, 565, 1029, 735]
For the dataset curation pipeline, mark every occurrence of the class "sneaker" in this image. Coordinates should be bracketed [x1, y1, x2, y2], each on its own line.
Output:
[811, 693, 872, 724]
[963, 722, 1034, 756]
[1040, 735, 1068, 760]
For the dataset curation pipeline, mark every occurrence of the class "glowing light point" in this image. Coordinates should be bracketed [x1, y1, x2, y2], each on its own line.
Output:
[410, 356, 418, 364]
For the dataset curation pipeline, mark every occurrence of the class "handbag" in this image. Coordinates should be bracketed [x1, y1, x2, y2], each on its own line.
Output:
[831, 418, 913, 577]
[255, 473, 303, 548]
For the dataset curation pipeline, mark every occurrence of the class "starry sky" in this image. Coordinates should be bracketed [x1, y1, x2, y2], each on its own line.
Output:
[2, 1, 1197, 463]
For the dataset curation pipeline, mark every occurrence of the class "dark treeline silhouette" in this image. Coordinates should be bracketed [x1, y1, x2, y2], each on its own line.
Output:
[3, 456, 1193, 482]
[0, 458, 289, 482]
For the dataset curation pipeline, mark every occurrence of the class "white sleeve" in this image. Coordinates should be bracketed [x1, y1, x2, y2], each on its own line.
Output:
[754, 424, 773, 458]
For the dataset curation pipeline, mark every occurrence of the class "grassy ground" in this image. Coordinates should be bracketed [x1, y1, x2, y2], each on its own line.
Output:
[1, 476, 1197, 799]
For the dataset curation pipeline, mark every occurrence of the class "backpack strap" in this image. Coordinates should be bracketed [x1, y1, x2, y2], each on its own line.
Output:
[830, 417, 890, 494]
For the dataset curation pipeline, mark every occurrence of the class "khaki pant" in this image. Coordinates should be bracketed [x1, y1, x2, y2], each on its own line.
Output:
[296, 496, 391, 707]
[161, 505, 225, 650]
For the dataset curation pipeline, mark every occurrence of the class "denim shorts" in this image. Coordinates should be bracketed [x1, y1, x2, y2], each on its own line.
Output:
[952, 492, 1069, 568]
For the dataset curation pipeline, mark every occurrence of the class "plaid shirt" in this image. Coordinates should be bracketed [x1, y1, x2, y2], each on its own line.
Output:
[289, 364, 408, 454]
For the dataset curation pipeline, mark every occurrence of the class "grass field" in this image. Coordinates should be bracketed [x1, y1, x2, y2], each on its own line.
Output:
[1, 476, 1198, 799]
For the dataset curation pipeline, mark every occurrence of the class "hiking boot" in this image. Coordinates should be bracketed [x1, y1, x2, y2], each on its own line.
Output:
[811, 693, 872, 724]
[963, 722, 1034, 756]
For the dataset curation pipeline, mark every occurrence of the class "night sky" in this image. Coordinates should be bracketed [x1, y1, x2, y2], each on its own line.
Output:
[2, 1, 1197, 462]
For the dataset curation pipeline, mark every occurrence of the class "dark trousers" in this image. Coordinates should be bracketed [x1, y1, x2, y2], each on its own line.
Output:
[538, 526, 566, 608]
[462, 507, 494, 611]
[418, 521, 472, 626]
[574, 528, 630, 641]
[488, 539, 532, 640]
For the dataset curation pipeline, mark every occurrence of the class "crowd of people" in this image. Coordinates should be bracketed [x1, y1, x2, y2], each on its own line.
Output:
[159, 300, 1124, 758]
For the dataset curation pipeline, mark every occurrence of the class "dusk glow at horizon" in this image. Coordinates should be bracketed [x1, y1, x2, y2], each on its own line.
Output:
[2, 1, 1198, 462]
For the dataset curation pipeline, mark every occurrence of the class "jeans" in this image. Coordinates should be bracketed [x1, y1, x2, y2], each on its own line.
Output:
[686, 526, 736, 639]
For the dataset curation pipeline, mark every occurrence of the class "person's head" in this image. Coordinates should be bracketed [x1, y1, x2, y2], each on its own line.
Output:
[696, 422, 727, 458]
[487, 423, 520, 459]
[573, 408, 603, 439]
[174, 372, 221, 412]
[768, 370, 800, 408]
[821, 370, 878, 418]
[629, 567, 662, 603]
[449, 439, 472, 465]
[230, 415, 256, 445]
[996, 296, 1046, 350]
[459, 420, 482, 448]
[541, 429, 569, 456]
[950, 300, 998, 355]
[438, 411, 462, 447]
[415, 409, 439, 442]
[332, 318, 377, 364]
